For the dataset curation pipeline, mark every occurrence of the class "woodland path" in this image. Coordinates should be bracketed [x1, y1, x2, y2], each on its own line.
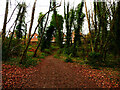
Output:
[23, 55, 98, 88]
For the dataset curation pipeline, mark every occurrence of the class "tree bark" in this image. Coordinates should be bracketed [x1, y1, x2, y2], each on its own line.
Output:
[53, 0, 62, 48]
[2, 0, 9, 41]
[24, 24, 27, 45]
[8, 6, 22, 49]
[20, 1, 61, 62]
[7, 4, 19, 24]
[84, 1, 94, 52]
[28, 0, 37, 41]
[94, 2, 98, 52]
[33, 0, 52, 57]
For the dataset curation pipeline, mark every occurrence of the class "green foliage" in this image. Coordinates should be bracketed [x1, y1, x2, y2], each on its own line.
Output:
[109, 2, 120, 56]
[40, 25, 55, 51]
[65, 58, 73, 63]
[22, 56, 38, 68]
[62, 47, 71, 55]
[2, 38, 23, 61]
[44, 49, 51, 54]
[50, 14, 64, 48]
[40, 36, 46, 51]
[38, 12, 45, 38]
[64, 2, 71, 47]
[103, 54, 120, 68]
[41, 52, 46, 57]
[64, 54, 73, 63]
[11, 40, 23, 56]
[2, 40, 10, 61]
[15, 25, 23, 39]
[39, 56, 45, 59]
[16, 2, 26, 39]
[87, 52, 103, 67]
[74, 1, 85, 48]
[117, 58, 120, 64]
[54, 55, 59, 58]
[50, 14, 64, 31]
[57, 49, 62, 55]
[62, 45, 77, 57]
[50, 44, 59, 50]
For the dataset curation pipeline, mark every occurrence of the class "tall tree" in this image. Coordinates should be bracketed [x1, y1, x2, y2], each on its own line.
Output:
[94, 1, 97, 51]
[2, 0, 9, 40]
[33, 0, 62, 57]
[28, 0, 37, 41]
[50, 14, 64, 47]
[33, 0, 52, 57]
[41, 25, 55, 51]
[74, 1, 85, 47]
[20, 0, 61, 63]
[52, 0, 63, 48]
[110, 2, 120, 57]
[64, 1, 72, 47]
[69, 8, 75, 45]
[38, 12, 45, 38]
[8, 4, 22, 49]
[16, 2, 26, 39]
[85, 1, 94, 52]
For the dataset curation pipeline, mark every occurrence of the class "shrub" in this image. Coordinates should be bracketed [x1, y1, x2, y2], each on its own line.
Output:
[41, 52, 46, 56]
[22, 56, 37, 67]
[57, 49, 62, 55]
[54, 55, 59, 58]
[87, 52, 103, 66]
[64, 53, 73, 63]
[63, 47, 71, 55]
[44, 49, 51, 54]
[114, 58, 120, 67]
[2, 43, 10, 61]
[40, 56, 45, 59]
[63, 46, 77, 57]
[65, 57, 73, 63]
[117, 58, 120, 64]
[2, 38, 23, 61]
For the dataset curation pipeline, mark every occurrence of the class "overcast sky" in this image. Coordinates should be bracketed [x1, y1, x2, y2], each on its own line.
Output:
[0, 0, 95, 35]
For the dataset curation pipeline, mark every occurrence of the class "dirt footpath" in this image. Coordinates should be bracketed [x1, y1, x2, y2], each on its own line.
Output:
[23, 55, 98, 88]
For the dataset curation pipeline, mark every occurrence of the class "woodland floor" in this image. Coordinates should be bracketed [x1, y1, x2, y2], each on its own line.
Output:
[2, 52, 120, 88]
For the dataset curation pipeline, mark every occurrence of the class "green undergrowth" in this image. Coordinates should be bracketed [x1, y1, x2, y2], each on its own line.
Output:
[2, 51, 42, 68]
[4, 47, 53, 68]
[53, 47, 120, 71]
[86, 52, 120, 69]
[53, 47, 87, 64]
[22, 55, 41, 68]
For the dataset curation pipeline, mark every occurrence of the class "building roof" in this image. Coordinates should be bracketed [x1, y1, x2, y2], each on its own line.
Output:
[31, 33, 38, 42]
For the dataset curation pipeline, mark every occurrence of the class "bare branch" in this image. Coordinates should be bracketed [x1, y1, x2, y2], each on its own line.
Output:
[20, 1, 62, 63]
[7, 4, 19, 24]
[2, 0, 9, 40]
[28, 0, 37, 41]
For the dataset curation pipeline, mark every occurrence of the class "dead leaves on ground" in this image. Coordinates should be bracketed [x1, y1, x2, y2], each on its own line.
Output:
[2, 64, 39, 88]
[2, 62, 120, 88]
[70, 63, 120, 88]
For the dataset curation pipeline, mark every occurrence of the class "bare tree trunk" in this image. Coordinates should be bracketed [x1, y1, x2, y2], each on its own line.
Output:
[8, 6, 22, 49]
[94, 1, 98, 52]
[84, 1, 94, 52]
[2, 0, 9, 41]
[20, 2, 61, 63]
[66, 2, 70, 47]
[53, 0, 62, 48]
[24, 24, 27, 45]
[7, 4, 19, 24]
[33, 0, 52, 57]
[28, 0, 37, 41]
[2, 3, 18, 46]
